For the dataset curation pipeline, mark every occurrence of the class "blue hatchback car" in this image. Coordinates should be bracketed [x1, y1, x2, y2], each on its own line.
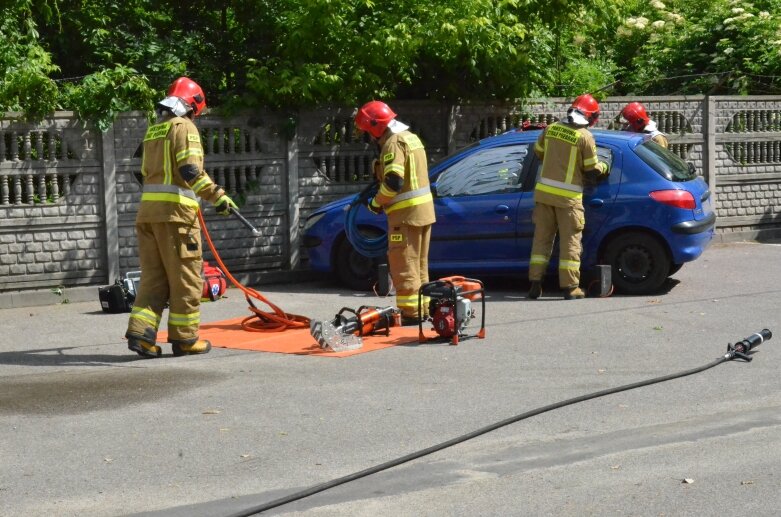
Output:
[302, 129, 716, 295]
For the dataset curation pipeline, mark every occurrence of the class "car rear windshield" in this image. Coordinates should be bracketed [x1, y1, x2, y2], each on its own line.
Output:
[635, 141, 698, 182]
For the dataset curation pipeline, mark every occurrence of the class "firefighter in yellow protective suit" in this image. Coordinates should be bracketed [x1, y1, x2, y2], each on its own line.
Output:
[125, 77, 237, 358]
[354, 101, 436, 324]
[620, 102, 669, 148]
[528, 94, 609, 300]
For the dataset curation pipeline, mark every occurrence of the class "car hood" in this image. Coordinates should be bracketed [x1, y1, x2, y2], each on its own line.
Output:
[310, 195, 355, 217]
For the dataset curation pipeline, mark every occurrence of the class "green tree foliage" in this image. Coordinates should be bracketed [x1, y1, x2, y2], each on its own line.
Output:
[4, 0, 776, 128]
[60, 66, 157, 131]
[613, 0, 781, 95]
[0, 0, 60, 120]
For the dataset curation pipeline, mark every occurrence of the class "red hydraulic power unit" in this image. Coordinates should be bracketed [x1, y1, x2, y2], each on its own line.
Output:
[417, 276, 486, 345]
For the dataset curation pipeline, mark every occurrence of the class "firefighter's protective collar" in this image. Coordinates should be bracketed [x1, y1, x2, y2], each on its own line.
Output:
[387, 119, 409, 134]
[157, 96, 192, 118]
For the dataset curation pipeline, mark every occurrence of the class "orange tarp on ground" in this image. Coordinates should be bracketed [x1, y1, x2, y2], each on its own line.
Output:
[159, 317, 443, 357]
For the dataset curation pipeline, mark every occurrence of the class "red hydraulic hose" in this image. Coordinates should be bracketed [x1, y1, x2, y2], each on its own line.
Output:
[198, 210, 310, 332]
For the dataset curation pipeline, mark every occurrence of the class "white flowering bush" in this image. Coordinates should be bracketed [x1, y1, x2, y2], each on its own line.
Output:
[614, 0, 780, 94]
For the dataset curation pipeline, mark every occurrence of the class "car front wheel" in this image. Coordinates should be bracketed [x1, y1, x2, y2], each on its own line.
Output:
[603, 233, 670, 295]
[335, 236, 378, 291]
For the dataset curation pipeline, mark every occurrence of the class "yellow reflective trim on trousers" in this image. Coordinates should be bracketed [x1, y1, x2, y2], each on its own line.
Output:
[385, 191, 433, 214]
[535, 183, 583, 199]
[530, 255, 549, 265]
[396, 295, 419, 309]
[558, 260, 580, 271]
[565, 145, 577, 184]
[130, 306, 161, 328]
[176, 147, 204, 162]
[141, 192, 201, 208]
[191, 177, 212, 194]
[168, 311, 200, 327]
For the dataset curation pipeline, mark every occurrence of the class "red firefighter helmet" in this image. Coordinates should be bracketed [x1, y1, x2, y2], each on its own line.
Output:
[167, 77, 207, 116]
[569, 94, 600, 127]
[621, 102, 650, 132]
[355, 101, 397, 139]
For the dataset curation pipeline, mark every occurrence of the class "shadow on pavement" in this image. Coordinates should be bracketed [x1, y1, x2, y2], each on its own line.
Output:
[0, 345, 148, 367]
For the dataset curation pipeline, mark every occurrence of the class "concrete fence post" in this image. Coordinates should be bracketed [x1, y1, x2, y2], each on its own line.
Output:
[285, 116, 300, 271]
[100, 123, 120, 282]
[704, 95, 718, 211]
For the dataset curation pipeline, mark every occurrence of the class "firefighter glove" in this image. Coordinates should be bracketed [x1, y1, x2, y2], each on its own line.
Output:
[214, 194, 238, 216]
[366, 197, 383, 215]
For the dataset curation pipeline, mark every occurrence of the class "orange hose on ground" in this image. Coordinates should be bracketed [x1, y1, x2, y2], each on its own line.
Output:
[198, 210, 311, 332]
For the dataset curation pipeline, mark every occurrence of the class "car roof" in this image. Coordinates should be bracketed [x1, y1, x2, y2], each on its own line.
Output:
[482, 127, 646, 147]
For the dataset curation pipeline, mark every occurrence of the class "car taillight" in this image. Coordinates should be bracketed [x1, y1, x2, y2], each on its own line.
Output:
[649, 190, 696, 209]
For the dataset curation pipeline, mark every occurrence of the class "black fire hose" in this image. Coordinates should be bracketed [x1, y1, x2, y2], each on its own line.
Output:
[226, 329, 772, 517]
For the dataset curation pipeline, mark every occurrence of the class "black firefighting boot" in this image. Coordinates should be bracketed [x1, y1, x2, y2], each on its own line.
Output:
[563, 287, 585, 300]
[527, 281, 542, 299]
[172, 339, 212, 356]
[127, 337, 162, 358]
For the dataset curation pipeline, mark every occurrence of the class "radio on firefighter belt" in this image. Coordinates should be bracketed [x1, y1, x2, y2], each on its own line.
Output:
[418, 276, 486, 345]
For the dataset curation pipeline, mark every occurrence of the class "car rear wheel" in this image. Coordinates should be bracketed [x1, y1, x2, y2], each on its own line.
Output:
[335, 236, 378, 291]
[603, 233, 670, 295]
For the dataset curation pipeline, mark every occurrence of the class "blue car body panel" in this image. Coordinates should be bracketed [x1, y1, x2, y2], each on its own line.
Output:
[302, 128, 714, 283]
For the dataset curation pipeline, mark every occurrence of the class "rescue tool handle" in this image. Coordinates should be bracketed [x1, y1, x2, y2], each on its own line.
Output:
[727, 329, 772, 361]
[734, 329, 771, 353]
[230, 207, 262, 237]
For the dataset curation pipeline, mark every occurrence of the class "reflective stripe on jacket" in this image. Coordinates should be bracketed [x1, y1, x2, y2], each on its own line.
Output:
[533, 122, 605, 208]
[136, 116, 225, 225]
[375, 130, 435, 227]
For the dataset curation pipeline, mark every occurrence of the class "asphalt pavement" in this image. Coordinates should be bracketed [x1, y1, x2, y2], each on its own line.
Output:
[1, 241, 780, 517]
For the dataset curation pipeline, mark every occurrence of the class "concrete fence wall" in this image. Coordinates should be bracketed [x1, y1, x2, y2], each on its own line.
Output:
[2, 96, 780, 295]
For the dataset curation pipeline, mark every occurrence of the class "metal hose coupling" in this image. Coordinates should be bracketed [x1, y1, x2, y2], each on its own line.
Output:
[725, 329, 772, 361]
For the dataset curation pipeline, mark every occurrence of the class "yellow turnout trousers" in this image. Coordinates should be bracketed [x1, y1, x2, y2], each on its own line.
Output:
[126, 222, 203, 344]
[528, 202, 585, 289]
[387, 223, 431, 318]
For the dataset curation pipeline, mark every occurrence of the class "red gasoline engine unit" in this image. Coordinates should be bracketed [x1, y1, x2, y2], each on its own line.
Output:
[418, 276, 486, 345]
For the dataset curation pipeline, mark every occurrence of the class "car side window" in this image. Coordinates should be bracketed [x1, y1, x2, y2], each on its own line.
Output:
[435, 144, 529, 197]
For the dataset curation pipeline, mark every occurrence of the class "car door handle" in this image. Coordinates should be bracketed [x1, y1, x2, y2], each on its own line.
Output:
[588, 198, 604, 208]
[495, 204, 510, 214]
